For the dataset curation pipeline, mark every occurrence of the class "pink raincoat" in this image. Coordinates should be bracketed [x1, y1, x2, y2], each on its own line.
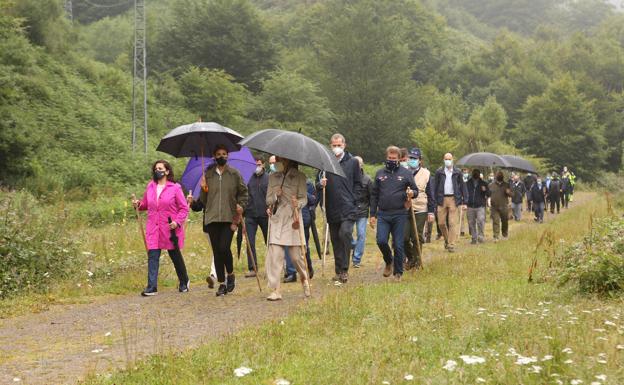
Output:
[138, 180, 189, 250]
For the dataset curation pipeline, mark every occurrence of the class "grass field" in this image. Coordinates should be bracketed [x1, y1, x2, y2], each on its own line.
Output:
[77, 192, 624, 385]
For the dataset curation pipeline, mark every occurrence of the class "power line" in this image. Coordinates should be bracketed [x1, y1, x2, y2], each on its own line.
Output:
[131, 0, 148, 154]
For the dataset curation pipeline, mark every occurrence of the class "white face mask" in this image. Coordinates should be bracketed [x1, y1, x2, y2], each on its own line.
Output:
[444, 159, 453, 168]
[255, 166, 263, 175]
[332, 146, 344, 156]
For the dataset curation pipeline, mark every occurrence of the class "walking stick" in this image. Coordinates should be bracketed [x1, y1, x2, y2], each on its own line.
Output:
[457, 205, 464, 240]
[293, 202, 312, 294]
[406, 188, 422, 270]
[323, 223, 329, 275]
[321, 171, 328, 277]
[241, 218, 262, 292]
[131, 194, 148, 251]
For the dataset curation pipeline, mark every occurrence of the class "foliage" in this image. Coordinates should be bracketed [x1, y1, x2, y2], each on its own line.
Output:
[0, 190, 78, 299]
[555, 216, 624, 295]
[411, 125, 459, 168]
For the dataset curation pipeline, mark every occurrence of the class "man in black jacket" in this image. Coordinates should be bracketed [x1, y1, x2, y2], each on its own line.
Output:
[318, 133, 361, 284]
[466, 169, 490, 244]
[510, 174, 526, 221]
[370, 146, 418, 281]
[244, 157, 269, 278]
[530, 177, 547, 223]
[352, 156, 372, 268]
[524, 173, 536, 212]
[548, 173, 562, 214]
[433, 153, 468, 252]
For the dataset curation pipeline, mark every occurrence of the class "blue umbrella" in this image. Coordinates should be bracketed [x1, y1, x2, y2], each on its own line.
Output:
[180, 146, 256, 199]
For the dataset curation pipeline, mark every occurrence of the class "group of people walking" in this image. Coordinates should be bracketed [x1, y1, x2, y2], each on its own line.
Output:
[132, 133, 575, 300]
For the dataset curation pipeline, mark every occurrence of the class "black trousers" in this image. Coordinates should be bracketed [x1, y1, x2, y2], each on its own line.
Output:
[329, 220, 354, 275]
[206, 222, 235, 283]
[550, 196, 560, 213]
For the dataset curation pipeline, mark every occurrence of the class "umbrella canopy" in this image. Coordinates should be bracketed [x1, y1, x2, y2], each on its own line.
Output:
[156, 122, 243, 158]
[180, 146, 257, 199]
[456, 152, 511, 168]
[501, 155, 537, 174]
[239, 129, 346, 178]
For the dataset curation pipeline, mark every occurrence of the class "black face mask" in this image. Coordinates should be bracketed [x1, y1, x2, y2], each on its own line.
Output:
[472, 173, 480, 180]
[385, 160, 399, 171]
[496, 176, 504, 182]
[153, 170, 166, 181]
[215, 157, 227, 166]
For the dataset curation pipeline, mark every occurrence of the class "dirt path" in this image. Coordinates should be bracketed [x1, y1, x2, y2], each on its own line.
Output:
[0, 193, 593, 385]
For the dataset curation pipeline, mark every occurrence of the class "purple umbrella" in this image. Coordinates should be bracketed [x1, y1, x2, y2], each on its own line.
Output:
[180, 146, 257, 199]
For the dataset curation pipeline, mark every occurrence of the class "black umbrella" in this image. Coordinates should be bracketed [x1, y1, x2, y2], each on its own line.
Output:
[156, 122, 243, 158]
[167, 217, 179, 250]
[239, 129, 346, 177]
[310, 218, 322, 260]
[501, 155, 537, 174]
[456, 152, 511, 168]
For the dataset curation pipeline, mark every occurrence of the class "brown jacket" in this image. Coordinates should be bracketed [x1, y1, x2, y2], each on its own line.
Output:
[489, 181, 511, 209]
[199, 165, 248, 225]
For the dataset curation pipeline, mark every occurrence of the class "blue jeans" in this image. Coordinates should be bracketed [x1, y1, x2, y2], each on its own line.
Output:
[376, 212, 407, 275]
[352, 217, 368, 264]
[534, 202, 545, 222]
[285, 217, 313, 277]
[147, 249, 188, 291]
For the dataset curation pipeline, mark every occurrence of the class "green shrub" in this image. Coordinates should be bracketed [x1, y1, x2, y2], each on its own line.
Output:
[0, 190, 78, 299]
[554, 217, 624, 296]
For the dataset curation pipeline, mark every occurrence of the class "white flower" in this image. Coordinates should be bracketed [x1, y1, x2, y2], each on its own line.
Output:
[460, 355, 486, 364]
[528, 365, 542, 373]
[604, 320, 617, 327]
[91, 349, 103, 353]
[595, 374, 607, 381]
[476, 378, 486, 383]
[404, 374, 414, 381]
[544, 336, 554, 340]
[564, 359, 574, 364]
[597, 359, 607, 364]
[593, 328, 606, 333]
[234, 367, 253, 377]
[562, 347, 573, 354]
[104, 332, 112, 337]
[409, 336, 418, 342]
[382, 381, 390, 385]
[571, 380, 583, 385]
[478, 307, 487, 312]
[515, 355, 538, 365]
[12, 379, 20, 383]
[591, 382, 601, 385]
[275, 379, 290, 385]
[86, 270, 94, 277]
[541, 355, 553, 361]
[442, 360, 457, 371]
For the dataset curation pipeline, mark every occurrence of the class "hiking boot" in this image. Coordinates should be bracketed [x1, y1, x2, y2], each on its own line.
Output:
[141, 288, 157, 297]
[226, 274, 236, 293]
[267, 290, 282, 301]
[179, 279, 190, 293]
[216, 284, 227, 296]
[394, 274, 402, 282]
[206, 274, 216, 289]
[383, 263, 392, 277]
[244, 270, 256, 278]
[302, 280, 311, 297]
[460, 231, 465, 237]
[283, 274, 297, 283]
[471, 239, 477, 245]
[339, 272, 348, 283]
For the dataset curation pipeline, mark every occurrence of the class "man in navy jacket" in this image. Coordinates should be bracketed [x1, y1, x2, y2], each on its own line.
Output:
[433, 153, 468, 252]
[370, 146, 418, 281]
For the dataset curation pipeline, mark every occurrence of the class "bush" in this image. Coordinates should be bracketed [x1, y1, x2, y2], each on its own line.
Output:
[554, 217, 624, 296]
[0, 190, 78, 298]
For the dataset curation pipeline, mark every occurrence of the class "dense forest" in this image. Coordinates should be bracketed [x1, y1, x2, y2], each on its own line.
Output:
[1, 0, 623, 198]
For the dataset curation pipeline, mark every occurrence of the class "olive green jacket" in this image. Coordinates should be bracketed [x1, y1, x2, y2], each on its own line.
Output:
[199, 165, 249, 225]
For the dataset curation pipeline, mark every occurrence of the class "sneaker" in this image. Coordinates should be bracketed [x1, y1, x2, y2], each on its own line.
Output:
[216, 284, 227, 296]
[302, 280, 311, 297]
[267, 291, 282, 301]
[141, 288, 157, 297]
[339, 272, 348, 283]
[447, 247, 455, 253]
[206, 274, 216, 289]
[244, 270, 256, 278]
[460, 231, 465, 237]
[393, 274, 402, 282]
[283, 274, 297, 283]
[471, 239, 477, 245]
[502, 236, 509, 241]
[353, 262, 361, 268]
[226, 274, 236, 293]
[332, 275, 341, 283]
[383, 263, 392, 277]
[179, 279, 190, 293]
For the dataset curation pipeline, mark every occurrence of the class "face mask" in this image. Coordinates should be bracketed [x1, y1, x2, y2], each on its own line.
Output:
[255, 166, 263, 175]
[269, 164, 276, 173]
[275, 161, 285, 173]
[496, 175, 504, 182]
[215, 157, 227, 166]
[463, 173, 469, 181]
[385, 160, 399, 171]
[408, 159, 419, 168]
[537, 180, 542, 184]
[472, 173, 480, 180]
[153, 170, 166, 181]
[332, 146, 344, 156]
[400, 161, 408, 169]
[444, 159, 453, 168]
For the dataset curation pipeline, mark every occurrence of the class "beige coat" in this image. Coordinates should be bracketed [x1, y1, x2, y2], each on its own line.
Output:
[266, 168, 307, 246]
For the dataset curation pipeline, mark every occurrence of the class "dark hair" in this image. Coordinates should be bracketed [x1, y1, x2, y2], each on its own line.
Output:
[255, 157, 265, 163]
[399, 147, 408, 158]
[472, 168, 481, 178]
[152, 159, 175, 182]
[213, 144, 228, 156]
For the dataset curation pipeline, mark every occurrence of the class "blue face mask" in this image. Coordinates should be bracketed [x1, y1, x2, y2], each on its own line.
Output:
[269, 164, 276, 173]
[444, 159, 453, 168]
[408, 159, 419, 168]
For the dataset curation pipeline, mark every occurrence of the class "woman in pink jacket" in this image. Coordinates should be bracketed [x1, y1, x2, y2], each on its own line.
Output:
[132, 160, 190, 296]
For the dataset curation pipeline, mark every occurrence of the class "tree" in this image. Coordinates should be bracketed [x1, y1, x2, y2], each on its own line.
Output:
[178, 67, 248, 126]
[464, 96, 508, 153]
[517, 75, 606, 180]
[249, 69, 335, 141]
[152, 0, 276, 91]
[411, 125, 459, 169]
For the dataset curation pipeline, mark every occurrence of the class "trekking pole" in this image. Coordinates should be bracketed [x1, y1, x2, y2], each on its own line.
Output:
[241, 218, 262, 292]
[131, 194, 148, 251]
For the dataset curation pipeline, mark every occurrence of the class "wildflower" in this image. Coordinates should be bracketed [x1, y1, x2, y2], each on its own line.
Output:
[404, 374, 414, 381]
[616, 344, 624, 350]
[442, 360, 457, 371]
[564, 359, 574, 364]
[476, 378, 486, 383]
[561, 347, 573, 354]
[604, 320, 616, 327]
[570, 380, 583, 385]
[460, 355, 486, 364]
[104, 332, 111, 337]
[86, 270, 94, 277]
[528, 365, 542, 373]
[275, 379, 290, 385]
[595, 375, 607, 381]
[409, 336, 418, 342]
[541, 355, 553, 361]
[515, 355, 538, 365]
[234, 367, 253, 377]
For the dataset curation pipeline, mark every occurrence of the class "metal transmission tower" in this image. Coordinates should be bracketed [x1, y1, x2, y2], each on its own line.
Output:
[64, 0, 73, 21]
[132, 0, 148, 153]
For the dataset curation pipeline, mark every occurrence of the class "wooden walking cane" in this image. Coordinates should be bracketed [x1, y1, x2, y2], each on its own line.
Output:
[321, 171, 328, 277]
[241, 218, 262, 292]
[292, 197, 312, 294]
[131, 194, 148, 251]
[407, 190, 423, 270]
